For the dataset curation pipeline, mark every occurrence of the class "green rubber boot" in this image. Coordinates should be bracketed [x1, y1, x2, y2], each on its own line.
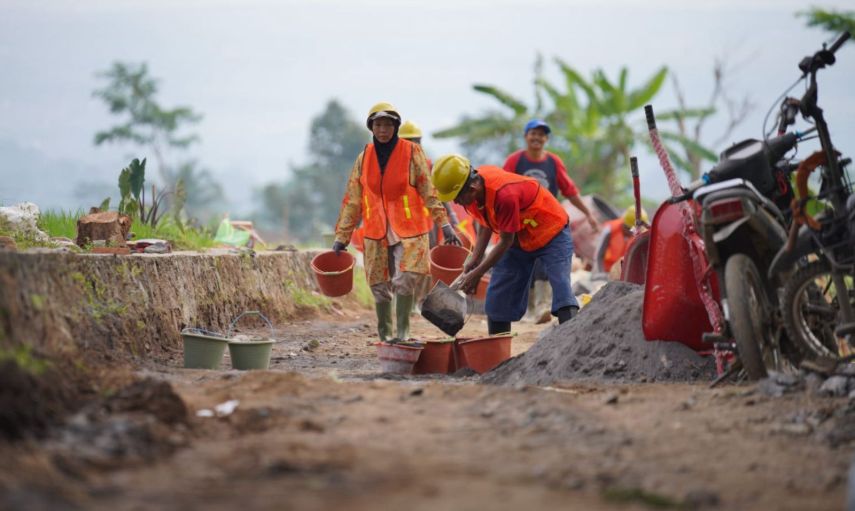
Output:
[395, 294, 415, 341]
[375, 301, 393, 342]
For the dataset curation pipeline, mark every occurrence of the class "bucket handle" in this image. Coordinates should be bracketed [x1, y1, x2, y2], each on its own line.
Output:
[181, 327, 226, 338]
[227, 310, 275, 339]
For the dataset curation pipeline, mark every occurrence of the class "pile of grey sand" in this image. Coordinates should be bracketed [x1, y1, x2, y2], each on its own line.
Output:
[483, 281, 716, 385]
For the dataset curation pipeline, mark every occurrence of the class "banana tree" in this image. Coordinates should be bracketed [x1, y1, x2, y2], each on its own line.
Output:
[434, 58, 718, 203]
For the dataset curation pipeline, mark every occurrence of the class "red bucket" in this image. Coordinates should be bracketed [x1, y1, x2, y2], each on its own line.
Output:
[311, 251, 355, 297]
[455, 334, 512, 374]
[430, 245, 470, 285]
[413, 340, 456, 374]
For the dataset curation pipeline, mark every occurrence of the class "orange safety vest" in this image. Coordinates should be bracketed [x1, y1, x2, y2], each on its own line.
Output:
[360, 139, 432, 240]
[465, 166, 568, 252]
[602, 218, 629, 272]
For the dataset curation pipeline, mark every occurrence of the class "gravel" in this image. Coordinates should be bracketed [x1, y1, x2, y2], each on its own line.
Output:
[483, 281, 717, 385]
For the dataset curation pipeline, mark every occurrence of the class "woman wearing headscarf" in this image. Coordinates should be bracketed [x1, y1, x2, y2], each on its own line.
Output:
[332, 102, 460, 342]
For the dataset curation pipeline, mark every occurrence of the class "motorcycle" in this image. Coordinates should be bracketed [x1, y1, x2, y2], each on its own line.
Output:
[640, 109, 811, 379]
[767, 32, 854, 366]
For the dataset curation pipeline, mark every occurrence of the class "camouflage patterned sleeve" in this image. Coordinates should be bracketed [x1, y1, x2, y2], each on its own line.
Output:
[411, 144, 449, 226]
[334, 153, 364, 244]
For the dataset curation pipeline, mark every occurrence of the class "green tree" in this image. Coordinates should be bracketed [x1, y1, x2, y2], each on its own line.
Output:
[434, 57, 717, 201]
[166, 162, 225, 225]
[93, 62, 224, 223]
[798, 7, 855, 35]
[254, 100, 368, 241]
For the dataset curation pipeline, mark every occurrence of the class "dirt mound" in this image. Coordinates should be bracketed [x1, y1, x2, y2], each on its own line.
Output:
[51, 378, 190, 471]
[484, 282, 716, 385]
[0, 361, 82, 441]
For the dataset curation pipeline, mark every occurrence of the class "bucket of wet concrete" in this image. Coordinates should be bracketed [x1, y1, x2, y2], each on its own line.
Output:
[421, 281, 467, 337]
[181, 329, 229, 369]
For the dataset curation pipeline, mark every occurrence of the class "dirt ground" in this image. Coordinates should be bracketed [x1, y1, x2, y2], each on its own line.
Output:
[3, 308, 855, 511]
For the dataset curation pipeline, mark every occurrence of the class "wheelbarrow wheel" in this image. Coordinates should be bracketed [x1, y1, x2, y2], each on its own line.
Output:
[725, 254, 778, 380]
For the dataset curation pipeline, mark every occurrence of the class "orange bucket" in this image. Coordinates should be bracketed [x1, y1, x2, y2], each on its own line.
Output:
[413, 339, 456, 374]
[430, 245, 470, 285]
[455, 334, 512, 373]
[311, 251, 355, 297]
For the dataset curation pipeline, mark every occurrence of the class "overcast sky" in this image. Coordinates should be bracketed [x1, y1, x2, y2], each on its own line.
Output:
[1, 0, 853, 213]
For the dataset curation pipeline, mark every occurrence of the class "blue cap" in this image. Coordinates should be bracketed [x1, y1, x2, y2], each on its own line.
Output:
[524, 119, 551, 135]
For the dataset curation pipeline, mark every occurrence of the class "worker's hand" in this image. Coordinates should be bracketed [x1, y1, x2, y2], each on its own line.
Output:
[441, 224, 462, 246]
[332, 241, 347, 255]
[458, 270, 481, 295]
[587, 214, 600, 233]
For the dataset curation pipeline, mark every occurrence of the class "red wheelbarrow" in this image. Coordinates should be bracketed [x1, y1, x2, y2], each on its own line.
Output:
[619, 106, 728, 373]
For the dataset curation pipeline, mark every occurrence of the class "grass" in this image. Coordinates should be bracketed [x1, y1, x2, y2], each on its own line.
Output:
[602, 487, 687, 510]
[38, 209, 82, 240]
[352, 266, 373, 308]
[35, 209, 218, 251]
[130, 216, 218, 251]
[285, 279, 331, 309]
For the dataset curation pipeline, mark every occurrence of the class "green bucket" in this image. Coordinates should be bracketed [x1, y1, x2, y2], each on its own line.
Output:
[226, 311, 277, 370]
[228, 339, 275, 370]
[182, 331, 229, 369]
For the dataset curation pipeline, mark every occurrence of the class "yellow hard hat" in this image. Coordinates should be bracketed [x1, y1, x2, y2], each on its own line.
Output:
[366, 101, 401, 129]
[399, 120, 423, 139]
[623, 206, 649, 227]
[431, 154, 472, 202]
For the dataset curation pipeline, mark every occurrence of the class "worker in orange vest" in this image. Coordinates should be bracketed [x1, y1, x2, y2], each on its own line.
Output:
[595, 206, 649, 274]
[333, 102, 461, 343]
[504, 119, 599, 323]
[431, 154, 579, 335]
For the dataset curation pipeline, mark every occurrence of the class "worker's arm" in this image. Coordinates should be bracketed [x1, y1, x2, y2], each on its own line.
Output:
[463, 223, 493, 273]
[443, 202, 459, 226]
[334, 153, 365, 245]
[553, 155, 598, 232]
[412, 144, 450, 227]
[459, 231, 514, 295]
[567, 194, 599, 232]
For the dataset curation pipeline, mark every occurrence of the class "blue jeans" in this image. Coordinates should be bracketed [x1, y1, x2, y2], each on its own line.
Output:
[485, 226, 576, 322]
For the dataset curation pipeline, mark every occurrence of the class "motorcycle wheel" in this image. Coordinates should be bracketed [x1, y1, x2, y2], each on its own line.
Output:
[725, 254, 782, 380]
[781, 261, 852, 361]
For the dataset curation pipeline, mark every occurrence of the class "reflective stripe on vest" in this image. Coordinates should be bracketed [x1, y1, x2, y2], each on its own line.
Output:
[465, 165, 568, 251]
[359, 139, 433, 240]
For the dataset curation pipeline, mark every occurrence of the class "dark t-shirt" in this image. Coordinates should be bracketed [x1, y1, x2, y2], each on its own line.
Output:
[503, 150, 579, 198]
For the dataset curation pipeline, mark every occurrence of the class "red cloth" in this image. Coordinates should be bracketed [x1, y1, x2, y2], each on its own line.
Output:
[502, 150, 579, 198]
[492, 181, 539, 233]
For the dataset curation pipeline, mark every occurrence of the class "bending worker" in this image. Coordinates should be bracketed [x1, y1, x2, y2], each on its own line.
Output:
[595, 206, 648, 274]
[431, 154, 578, 335]
[333, 102, 460, 343]
[504, 119, 598, 323]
